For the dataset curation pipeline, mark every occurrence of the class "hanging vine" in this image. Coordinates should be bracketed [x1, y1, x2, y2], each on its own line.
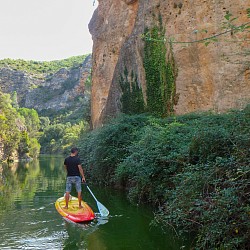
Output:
[120, 67, 145, 114]
[143, 19, 178, 117]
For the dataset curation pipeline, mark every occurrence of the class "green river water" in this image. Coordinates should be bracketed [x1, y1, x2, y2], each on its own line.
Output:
[0, 155, 189, 250]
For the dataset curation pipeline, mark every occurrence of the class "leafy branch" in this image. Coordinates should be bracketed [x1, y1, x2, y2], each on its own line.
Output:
[142, 10, 250, 46]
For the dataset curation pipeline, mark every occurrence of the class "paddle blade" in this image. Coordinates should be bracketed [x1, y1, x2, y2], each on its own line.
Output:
[97, 201, 109, 217]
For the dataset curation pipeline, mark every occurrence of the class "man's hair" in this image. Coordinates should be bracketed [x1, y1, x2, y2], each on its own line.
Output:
[71, 147, 79, 154]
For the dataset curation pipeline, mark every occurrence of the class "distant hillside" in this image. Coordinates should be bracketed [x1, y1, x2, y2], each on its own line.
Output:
[0, 55, 92, 124]
[0, 55, 89, 76]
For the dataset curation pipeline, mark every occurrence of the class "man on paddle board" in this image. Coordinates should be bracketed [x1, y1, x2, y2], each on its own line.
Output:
[64, 147, 86, 209]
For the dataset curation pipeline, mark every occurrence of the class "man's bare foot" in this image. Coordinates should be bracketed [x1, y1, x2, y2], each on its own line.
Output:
[79, 205, 83, 209]
[63, 206, 68, 209]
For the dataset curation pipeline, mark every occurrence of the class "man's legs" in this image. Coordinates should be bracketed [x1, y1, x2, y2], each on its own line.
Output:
[64, 192, 70, 209]
[76, 176, 83, 208]
[64, 177, 72, 209]
[78, 191, 83, 208]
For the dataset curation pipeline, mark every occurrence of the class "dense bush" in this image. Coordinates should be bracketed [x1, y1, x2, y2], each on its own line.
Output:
[78, 115, 151, 184]
[78, 107, 250, 249]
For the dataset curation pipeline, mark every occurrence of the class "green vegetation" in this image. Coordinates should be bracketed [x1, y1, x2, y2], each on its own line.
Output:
[39, 96, 90, 126]
[18, 108, 41, 158]
[39, 121, 87, 154]
[119, 17, 177, 117]
[0, 55, 91, 155]
[78, 107, 250, 249]
[0, 91, 40, 160]
[0, 89, 88, 158]
[18, 108, 40, 137]
[143, 23, 177, 117]
[0, 55, 89, 75]
[0, 92, 22, 160]
[38, 95, 90, 154]
[120, 68, 145, 114]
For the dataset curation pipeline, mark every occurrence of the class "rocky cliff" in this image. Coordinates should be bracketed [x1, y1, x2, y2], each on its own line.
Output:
[89, 0, 250, 128]
[0, 55, 92, 114]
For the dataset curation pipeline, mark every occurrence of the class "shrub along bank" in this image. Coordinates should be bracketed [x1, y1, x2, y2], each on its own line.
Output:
[78, 107, 250, 249]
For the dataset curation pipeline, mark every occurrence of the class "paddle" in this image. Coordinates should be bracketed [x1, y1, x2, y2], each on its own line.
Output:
[85, 184, 109, 217]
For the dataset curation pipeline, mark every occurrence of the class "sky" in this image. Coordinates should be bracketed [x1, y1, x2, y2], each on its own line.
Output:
[0, 0, 97, 61]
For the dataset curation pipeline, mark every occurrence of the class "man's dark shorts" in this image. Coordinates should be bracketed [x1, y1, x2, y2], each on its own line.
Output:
[66, 176, 82, 192]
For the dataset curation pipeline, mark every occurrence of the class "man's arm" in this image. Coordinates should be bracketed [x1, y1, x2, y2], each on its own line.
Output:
[64, 158, 67, 172]
[78, 165, 86, 182]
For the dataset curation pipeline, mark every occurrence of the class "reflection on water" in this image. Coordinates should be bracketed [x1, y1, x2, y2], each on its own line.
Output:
[0, 155, 188, 250]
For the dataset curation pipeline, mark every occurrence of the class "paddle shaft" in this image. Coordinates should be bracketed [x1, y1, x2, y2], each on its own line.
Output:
[86, 185, 98, 202]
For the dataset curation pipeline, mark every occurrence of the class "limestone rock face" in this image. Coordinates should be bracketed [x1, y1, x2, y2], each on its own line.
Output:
[0, 55, 92, 112]
[89, 0, 250, 128]
[89, 0, 139, 128]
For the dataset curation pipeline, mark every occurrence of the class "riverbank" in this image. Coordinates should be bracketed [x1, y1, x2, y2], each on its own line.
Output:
[78, 106, 250, 249]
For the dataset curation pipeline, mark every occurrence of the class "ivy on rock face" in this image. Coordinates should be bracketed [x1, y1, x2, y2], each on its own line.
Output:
[120, 68, 145, 114]
[119, 17, 177, 117]
[143, 24, 177, 117]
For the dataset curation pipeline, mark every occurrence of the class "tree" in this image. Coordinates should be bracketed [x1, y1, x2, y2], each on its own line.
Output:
[0, 92, 22, 160]
[39, 116, 50, 131]
[11, 91, 19, 109]
[18, 108, 40, 137]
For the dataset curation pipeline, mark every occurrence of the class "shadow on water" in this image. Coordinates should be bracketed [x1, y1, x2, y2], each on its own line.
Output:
[0, 155, 190, 250]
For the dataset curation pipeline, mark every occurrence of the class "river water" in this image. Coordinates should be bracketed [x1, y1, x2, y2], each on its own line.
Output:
[0, 155, 188, 250]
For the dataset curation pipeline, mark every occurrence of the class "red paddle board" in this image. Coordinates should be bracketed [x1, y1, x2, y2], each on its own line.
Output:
[55, 196, 95, 222]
